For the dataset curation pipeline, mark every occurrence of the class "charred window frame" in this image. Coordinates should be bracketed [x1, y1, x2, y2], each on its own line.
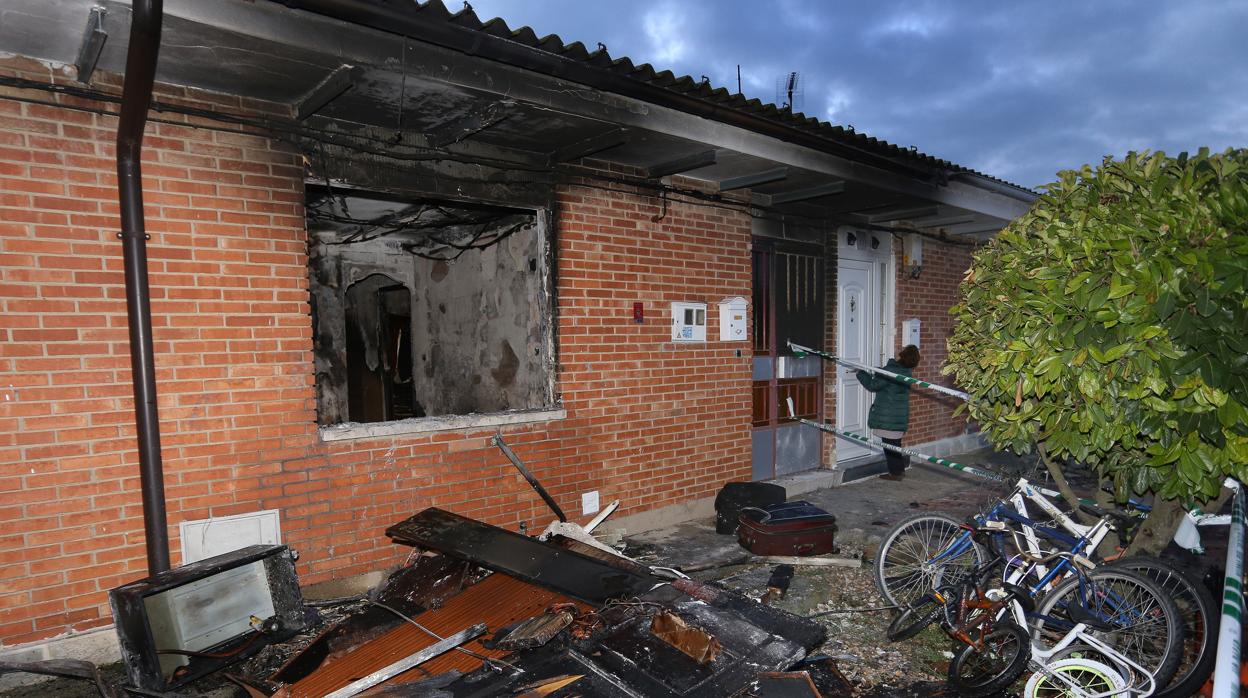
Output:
[306, 185, 556, 430]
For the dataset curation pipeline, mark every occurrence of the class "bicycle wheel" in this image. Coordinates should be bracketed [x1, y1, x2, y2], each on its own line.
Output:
[1111, 556, 1217, 698]
[947, 621, 1031, 697]
[874, 512, 984, 608]
[1024, 657, 1127, 697]
[887, 593, 945, 642]
[1031, 567, 1183, 692]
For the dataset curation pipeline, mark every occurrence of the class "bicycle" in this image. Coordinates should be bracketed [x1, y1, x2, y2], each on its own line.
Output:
[875, 477, 1113, 609]
[889, 522, 1183, 696]
[886, 525, 1034, 694]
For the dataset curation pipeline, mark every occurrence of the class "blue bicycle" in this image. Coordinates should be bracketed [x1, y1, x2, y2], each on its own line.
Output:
[874, 478, 1111, 610]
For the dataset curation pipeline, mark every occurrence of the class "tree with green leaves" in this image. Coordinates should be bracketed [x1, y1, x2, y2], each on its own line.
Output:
[945, 148, 1248, 554]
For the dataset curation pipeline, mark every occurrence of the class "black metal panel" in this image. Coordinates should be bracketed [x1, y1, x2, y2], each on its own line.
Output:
[386, 508, 659, 603]
[109, 545, 305, 692]
[773, 247, 825, 354]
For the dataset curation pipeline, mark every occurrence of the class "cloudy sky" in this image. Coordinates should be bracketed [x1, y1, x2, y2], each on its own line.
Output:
[467, 0, 1247, 189]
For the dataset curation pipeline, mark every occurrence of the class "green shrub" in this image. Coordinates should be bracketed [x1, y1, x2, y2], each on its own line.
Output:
[946, 148, 1248, 502]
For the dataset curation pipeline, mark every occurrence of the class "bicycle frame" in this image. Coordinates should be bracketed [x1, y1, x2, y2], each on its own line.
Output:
[922, 477, 1112, 597]
[1005, 596, 1157, 697]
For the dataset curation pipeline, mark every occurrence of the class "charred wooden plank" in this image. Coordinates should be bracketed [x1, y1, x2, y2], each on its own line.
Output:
[386, 508, 658, 603]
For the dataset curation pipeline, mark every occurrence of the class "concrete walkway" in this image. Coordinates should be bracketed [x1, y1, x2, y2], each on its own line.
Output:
[624, 447, 1034, 571]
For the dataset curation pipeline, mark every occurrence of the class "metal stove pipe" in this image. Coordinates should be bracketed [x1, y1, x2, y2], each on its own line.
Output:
[115, 0, 169, 574]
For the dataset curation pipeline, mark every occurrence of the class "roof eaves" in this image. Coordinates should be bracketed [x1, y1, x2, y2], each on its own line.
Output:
[285, 0, 1034, 196]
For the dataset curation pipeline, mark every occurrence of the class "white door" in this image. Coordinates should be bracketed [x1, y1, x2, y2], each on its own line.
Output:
[836, 230, 893, 468]
[836, 258, 876, 464]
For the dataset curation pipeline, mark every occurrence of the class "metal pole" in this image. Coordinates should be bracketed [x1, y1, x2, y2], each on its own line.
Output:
[493, 435, 567, 523]
[1212, 481, 1244, 696]
[782, 399, 1084, 499]
[788, 341, 970, 401]
[322, 623, 486, 698]
[115, 0, 170, 574]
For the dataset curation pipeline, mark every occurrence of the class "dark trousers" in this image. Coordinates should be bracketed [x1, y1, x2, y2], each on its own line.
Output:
[882, 437, 908, 476]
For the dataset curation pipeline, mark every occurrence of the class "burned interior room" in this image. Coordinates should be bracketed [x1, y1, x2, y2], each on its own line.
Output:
[306, 186, 554, 426]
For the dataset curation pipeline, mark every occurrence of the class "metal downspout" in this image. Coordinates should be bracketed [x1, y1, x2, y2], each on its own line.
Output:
[115, 0, 169, 574]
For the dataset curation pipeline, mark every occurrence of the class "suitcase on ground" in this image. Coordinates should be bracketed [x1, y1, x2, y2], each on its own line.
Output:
[737, 501, 837, 556]
[714, 481, 787, 534]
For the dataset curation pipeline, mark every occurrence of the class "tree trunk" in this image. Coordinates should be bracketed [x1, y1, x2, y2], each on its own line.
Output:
[1037, 445, 1096, 525]
[1123, 496, 1186, 557]
[1092, 479, 1123, 558]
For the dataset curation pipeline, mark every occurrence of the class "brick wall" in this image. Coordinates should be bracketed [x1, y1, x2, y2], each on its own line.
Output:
[0, 57, 753, 647]
[892, 237, 976, 445]
[821, 230, 838, 464]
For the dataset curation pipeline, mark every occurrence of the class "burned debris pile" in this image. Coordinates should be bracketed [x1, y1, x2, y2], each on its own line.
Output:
[267, 507, 832, 697]
[37, 504, 853, 698]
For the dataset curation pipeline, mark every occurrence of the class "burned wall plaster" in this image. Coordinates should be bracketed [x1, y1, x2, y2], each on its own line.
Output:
[309, 191, 554, 426]
[409, 225, 549, 416]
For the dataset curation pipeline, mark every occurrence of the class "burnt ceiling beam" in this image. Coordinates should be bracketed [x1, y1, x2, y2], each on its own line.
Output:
[645, 150, 717, 179]
[865, 205, 940, 223]
[718, 167, 788, 192]
[425, 101, 511, 148]
[306, 119, 550, 171]
[306, 155, 553, 211]
[296, 63, 361, 121]
[74, 6, 108, 84]
[547, 127, 627, 164]
[767, 181, 845, 205]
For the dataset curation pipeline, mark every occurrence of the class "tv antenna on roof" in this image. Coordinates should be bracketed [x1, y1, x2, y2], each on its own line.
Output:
[776, 71, 803, 113]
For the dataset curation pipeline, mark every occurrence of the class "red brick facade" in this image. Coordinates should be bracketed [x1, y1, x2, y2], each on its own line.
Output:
[893, 239, 975, 446]
[0, 58, 752, 646]
[0, 52, 978, 649]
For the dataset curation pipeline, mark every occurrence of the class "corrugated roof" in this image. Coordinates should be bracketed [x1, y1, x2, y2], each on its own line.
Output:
[366, 0, 1032, 194]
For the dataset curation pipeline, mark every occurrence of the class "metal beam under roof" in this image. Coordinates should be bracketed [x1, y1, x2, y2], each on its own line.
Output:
[73, 5, 108, 84]
[547, 128, 627, 163]
[865, 205, 940, 223]
[718, 167, 789, 192]
[296, 64, 360, 121]
[645, 150, 718, 178]
[768, 181, 846, 205]
[911, 213, 977, 228]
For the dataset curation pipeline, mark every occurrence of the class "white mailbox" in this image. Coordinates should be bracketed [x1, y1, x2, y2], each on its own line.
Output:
[718, 296, 748, 341]
[671, 301, 707, 342]
[902, 318, 921, 348]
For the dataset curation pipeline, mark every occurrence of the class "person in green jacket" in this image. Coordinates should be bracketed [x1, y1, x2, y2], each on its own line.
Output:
[855, 345, 921, 481]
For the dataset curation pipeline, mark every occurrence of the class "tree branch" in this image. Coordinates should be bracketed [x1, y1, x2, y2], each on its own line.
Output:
[1037, 443, 1096, 525]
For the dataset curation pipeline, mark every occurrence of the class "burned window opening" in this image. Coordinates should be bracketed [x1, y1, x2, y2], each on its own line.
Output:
[308, 185, 555, 428]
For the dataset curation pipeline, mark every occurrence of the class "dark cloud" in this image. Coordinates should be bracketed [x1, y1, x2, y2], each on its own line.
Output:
[468, 0, 1247, 188]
